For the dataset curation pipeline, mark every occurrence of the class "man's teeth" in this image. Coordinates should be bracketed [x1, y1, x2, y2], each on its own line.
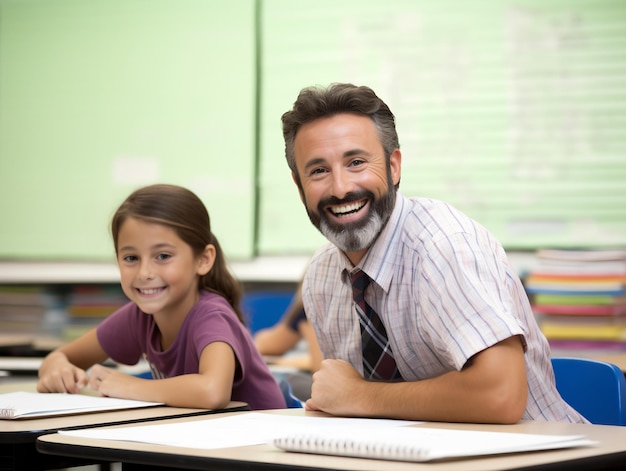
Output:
[331, 201, 366, 216]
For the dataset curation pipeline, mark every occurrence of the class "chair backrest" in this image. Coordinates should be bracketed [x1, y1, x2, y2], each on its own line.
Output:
[241, 291, 294, 335]
[279, 378, 303, 409]
[551, 357, 626, 426]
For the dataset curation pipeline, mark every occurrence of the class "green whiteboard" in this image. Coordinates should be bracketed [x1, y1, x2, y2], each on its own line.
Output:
[0, 0, 257, 261]
[258, 0, 626, 254]
[1, 0, 625, 263]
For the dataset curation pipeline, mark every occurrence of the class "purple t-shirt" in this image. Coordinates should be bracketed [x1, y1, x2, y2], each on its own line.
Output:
[96, 290, 286, 410]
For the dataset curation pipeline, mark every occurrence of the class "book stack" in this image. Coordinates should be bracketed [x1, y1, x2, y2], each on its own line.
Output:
[0, 285, 51, 334]
[63, 285, 128, 340]
[524, 249, 626, 356]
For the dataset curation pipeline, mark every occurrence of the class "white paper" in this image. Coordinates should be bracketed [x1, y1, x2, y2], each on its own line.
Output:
[0, 391, 162, 419]
[60, 412, 417, 449]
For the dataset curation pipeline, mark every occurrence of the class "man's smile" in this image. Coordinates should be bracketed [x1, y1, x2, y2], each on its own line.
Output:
[328, 199, 368, 218]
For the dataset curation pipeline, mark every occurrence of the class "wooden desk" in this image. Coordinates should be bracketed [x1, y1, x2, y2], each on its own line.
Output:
[37, 409, 626, 471]
[0, 380, 249, 471]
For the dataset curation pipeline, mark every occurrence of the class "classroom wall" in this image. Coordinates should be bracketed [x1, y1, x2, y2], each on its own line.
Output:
[1, 0, 625, 263]
[258, 0, 626, 254]
[0, 0, 257, 260]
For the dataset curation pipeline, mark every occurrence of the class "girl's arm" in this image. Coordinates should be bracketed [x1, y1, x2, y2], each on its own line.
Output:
[37, 328, 109, 394]
[88, 341, 236, 409]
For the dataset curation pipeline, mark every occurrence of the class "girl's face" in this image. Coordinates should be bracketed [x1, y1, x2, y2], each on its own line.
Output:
[115, 217, 213, 320]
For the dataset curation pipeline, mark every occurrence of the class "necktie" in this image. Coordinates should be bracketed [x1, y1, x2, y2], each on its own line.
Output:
[350, 269, 402, 381]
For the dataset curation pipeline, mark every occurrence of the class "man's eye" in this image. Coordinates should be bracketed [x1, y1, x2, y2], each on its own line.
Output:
[310, 167, 326, 176]
[349, 159, 365, 167]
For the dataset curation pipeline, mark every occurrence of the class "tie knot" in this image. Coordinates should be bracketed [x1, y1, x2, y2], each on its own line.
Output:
[351, 269, 371, 297]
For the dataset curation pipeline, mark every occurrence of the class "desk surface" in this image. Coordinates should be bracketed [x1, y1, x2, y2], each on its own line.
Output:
[0, 380, 249, 443]
[0, 380, 249, 470]
[0, 380, 249, 444]
[37, 409, 626, 471]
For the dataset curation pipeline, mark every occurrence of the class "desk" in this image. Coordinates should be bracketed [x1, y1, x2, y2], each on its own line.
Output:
[0, 380, 249, 471]
[37, 409, 626, 471]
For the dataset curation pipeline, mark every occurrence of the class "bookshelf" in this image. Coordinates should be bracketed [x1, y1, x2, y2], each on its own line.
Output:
[525, 249, 626, 357]
[0, 257, 312, 349]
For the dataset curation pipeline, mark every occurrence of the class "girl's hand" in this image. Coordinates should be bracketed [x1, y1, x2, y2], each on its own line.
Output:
[37, 351, 89, 394]
[88, 364, 139, 399]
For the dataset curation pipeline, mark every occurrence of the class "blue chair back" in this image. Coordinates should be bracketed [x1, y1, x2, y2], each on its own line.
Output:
[279, 378, 303, 409]
[242, 291, 294, 335]
[551, 357, 626, 426]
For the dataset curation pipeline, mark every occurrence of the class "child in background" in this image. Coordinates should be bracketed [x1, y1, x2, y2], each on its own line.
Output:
[253, 282, 323, 401]
[37, 184, 286, 410]
[253, 281, 323, 373]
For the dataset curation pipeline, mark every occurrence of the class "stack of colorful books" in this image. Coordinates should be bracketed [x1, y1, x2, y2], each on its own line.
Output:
[0, 285, 50, 334]
[63, 284, 128, 340]
[525, 249, 626, 355]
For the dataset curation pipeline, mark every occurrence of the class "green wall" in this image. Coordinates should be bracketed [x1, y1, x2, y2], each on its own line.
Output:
[0, 0, 257, 261]
[1, 0, 625, 262]
[258, 0, 626, 254]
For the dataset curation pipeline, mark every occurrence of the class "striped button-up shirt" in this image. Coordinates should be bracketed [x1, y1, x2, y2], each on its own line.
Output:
[302, 193, 587, 422]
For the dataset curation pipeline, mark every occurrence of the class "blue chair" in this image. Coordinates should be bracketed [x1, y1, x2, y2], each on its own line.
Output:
[279, 378, 303, 409]
[242, 290, 294, 335]
[551, 357, 626, 426]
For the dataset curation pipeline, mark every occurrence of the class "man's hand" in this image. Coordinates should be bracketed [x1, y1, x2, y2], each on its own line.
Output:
[306, 359, 367, 415]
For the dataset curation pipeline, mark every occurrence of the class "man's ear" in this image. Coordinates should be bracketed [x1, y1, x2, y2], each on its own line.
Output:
[197, 244, 216, 276]
[389, 149, 402, 187]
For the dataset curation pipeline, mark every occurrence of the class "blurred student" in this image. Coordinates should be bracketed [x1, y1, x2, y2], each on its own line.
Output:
[253, 282, 323, 373]
[254, 282, 323, 401]
[37, 184, 285, 410]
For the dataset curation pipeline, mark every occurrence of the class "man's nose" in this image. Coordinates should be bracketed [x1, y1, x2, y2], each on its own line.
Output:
[330, 169, 355, 198]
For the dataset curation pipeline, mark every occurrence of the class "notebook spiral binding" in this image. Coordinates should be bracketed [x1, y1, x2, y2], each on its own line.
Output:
[0, 408, 16, 419]
[274, 434, 431, 461]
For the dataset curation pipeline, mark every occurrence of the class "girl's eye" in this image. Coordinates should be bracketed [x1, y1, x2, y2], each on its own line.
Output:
[123, 255, 138, 263]
[156, 253, 172, 261]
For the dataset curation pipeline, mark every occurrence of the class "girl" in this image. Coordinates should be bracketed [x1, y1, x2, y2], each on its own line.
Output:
[37, 184, 286, 410]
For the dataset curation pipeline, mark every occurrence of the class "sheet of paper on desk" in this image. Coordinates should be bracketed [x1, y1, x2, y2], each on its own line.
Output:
[59, 412, 418, 449]
[0, 391, 163, 419]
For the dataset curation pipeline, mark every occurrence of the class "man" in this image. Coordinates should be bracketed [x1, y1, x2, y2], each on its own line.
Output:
[280, 82, 587, 424]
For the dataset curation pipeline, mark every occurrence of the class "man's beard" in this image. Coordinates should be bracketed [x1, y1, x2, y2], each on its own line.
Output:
[305, 182, 396, 253]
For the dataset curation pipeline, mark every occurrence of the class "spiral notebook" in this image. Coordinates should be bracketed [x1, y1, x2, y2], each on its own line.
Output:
[273, 426, 595, 462]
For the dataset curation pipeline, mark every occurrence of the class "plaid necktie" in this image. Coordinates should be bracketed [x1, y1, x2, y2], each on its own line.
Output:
[350, 269, 402, 381]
